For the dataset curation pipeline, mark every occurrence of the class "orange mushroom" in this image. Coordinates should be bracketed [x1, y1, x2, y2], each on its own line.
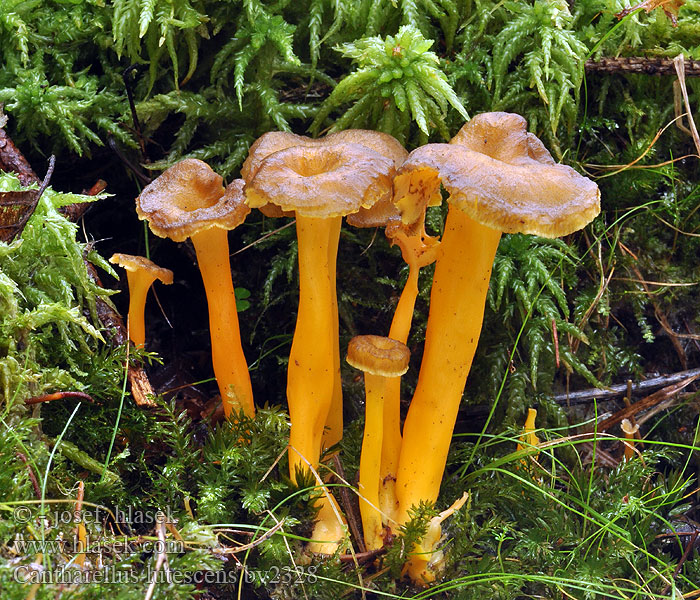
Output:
[108, 253, 173, 348]
[244, 142, 395, 481]
[346, 335, 410, 550]
[392, 112, 600, 580]
[347, 209, 440, 525]
[244, 129, 406, 452]
[621, 418, 640, 461]
[136, 161, 254, 419]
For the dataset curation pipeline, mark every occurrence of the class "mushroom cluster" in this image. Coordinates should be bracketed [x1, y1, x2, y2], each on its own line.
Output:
[118, 113, 600, 585]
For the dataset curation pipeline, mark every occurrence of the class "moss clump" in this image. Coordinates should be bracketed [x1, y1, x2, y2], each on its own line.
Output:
[0, 172, 120, 412]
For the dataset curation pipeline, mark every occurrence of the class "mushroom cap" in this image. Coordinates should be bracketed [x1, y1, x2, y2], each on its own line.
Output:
[245, 143, 395, 218]
[109, 253, 174, 285]
[394, 112, 600, 238]
[242, 129, 407, 181]
[346, 335, 411, 377]
[136, 159, 251, 242]
[346, 197, 400, 228]
[326, 129, 407, 168]
[449, 112, 556, 165]
[621, 418, 640, 436]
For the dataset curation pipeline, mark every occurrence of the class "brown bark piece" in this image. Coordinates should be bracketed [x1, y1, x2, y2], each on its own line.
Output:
[0, 126, 39, 186]
[128, 367, 158, 408]
[586, 57, 700, 76]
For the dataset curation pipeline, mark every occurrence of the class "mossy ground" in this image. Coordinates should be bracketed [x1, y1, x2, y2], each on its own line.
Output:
[1, 1, 700, 598]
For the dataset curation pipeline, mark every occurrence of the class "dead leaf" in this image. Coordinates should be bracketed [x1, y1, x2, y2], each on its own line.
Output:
[616, 0, 685, 26]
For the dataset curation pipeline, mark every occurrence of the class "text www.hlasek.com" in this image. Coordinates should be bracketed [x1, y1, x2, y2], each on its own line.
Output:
[12, 536, 184, 556]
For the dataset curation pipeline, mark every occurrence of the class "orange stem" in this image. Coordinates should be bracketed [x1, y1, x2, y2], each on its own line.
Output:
[191, 227, 254, 419]
[287, 215, 341, 481]
[322, 217, 344, 451]
[124, 269, 156, 348]
[395, 205, 501, 525]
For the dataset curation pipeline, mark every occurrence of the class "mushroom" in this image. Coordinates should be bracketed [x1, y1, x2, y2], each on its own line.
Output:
[136, 161, 255, 419]
[109, 253, 173, 348]
[347, 209, 439, 525]
[391, 112, 600, 578]
[244, 129, 407, 453]
[346, 334, 410, 550]
[621, 418, 640, 461]
[244, 141, 395, 481]
[516, 407, 541, 468]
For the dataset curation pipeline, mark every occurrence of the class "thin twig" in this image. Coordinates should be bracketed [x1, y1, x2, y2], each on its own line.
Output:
[25, 391, 95, 405]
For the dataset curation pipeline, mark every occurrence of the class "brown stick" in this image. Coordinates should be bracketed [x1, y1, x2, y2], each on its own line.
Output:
[332, 454, 366, 554]
[551, 366, 700, 404]
[25, 391, 95, 405]
[586, 57, 700, 76]
[585, 373, 700, 434]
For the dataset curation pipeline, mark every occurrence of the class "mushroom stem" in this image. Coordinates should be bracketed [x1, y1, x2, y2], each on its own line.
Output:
[621, 418, 640, 461]
[376, 264, 418, 526]
[389, 261, 419, 343]
[322, 217, 344, 451]
[190, 227, 254, 419]
[123, 269, 158, 348]
[359, 371, 388, 550]
[287, 214, 341, 482]
[396, 205, 501, 525]
[380, 230, 439, 524]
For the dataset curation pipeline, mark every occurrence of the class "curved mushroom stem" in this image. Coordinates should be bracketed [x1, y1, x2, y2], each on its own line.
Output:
[359, 372, 388, 550]
[322, 217, 344, 451]
[287, 214, 341, 482]
[190, 227, 255, 419]
[123, 269, 158, 348]
[380, 230, 439, 526]
[396, 205, 501, 525]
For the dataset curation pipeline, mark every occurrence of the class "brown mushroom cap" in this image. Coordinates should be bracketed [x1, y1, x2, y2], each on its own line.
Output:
[245, 143, 395, 218]
[326, 130, 407, 168]
[347, 335, 411, 378]
[394, 113, 600, 238]
[136, 159, 251, 242]
[242, 129, 407, 181]
[109, 253, 174, 285]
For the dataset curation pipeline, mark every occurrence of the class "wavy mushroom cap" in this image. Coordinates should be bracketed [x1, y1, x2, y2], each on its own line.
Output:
[325, 130, 408, 167]
[242, 130, 407, 182]
[136, 160, 250, 242]
[245, 143, 396, 218]
[451, 112, 557, 166]
[394, 113, 600, 238]
[346, 335, 411, 378]
[109, 253, 174, 285]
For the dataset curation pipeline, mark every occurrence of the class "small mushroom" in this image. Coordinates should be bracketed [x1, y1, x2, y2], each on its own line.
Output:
[516, 407, 541, 468]
[346, 335, 410, 550]
[109, 253, 173, 348]
[136, 161, 255, 419]
[621, 418, 640, 461]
